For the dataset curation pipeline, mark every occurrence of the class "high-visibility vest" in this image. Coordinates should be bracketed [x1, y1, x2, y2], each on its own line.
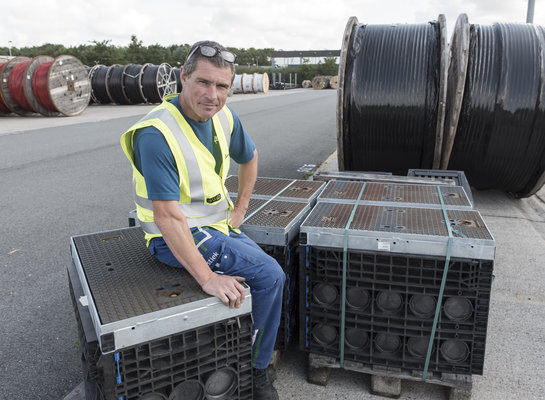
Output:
[120, 94, 234, 243]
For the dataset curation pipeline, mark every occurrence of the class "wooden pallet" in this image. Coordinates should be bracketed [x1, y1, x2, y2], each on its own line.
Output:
[307, 353, 472, 400]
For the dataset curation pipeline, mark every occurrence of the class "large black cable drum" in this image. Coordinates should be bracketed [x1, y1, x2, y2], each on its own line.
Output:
[88, 65, 111, 104]
[141, 63, 177, 103]
[442, 14, 545, 197]
[337, 16, 447, 174]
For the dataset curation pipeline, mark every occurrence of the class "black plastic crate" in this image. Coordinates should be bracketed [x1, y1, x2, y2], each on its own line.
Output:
[302, 306, 487, 375]
[259, 241, 299, 350]
[275, 269, 298, 350]
[68, 249, 254, 400]
[112, 318, 253, 399]
[299, 245, 493, 375]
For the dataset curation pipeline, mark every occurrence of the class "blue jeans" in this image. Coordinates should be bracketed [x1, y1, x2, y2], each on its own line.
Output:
[149, 227, 285, 369]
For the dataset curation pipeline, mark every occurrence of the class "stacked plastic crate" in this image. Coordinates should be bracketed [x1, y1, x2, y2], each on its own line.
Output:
[225, 176, 325, 350]
[299, 180, 495, 376]
[68, 227, 253, 400]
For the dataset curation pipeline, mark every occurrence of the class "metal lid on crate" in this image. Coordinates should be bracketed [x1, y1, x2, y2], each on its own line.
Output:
[225, 175, 324, 203]
[317, 180, 472, 210]
[300, 202, 495, 260]
[226, 175, 293, 197]
[70, 227, 252, 353]
[233, 195, 311, 246]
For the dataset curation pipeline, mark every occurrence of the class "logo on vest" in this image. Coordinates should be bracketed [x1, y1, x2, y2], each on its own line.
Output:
[206, 193, 222, 204]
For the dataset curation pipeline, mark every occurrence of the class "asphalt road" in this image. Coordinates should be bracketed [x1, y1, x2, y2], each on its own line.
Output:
[0, 89, 336, 400]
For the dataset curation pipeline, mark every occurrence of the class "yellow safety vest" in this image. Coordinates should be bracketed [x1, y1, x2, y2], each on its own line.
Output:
[120, 94, 235, 244]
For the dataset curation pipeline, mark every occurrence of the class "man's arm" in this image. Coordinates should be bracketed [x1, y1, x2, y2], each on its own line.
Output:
[230, 149, 258, 229]
[153, 200, 246, 308]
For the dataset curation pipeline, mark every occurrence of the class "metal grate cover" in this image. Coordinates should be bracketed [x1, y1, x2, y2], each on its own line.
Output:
[300, 203, 495, 260]
[231, 196, 268, 216]
[318, 180, 472, 209]
[226, 175, 324, 203]
[240, 199, 310, 245]
[245, 200, 309, 228]
[72, 227, 209, 324]
[276, 180, 325, 201]
[225, 175, 294, 197]
[71, 227, 251, 352]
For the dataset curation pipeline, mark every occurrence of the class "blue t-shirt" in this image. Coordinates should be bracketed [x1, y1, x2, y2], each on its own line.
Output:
[133, 96, 255, 201]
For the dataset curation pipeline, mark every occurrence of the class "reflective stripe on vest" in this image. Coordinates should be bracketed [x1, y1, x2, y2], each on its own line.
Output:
[132, 106, 233, 233]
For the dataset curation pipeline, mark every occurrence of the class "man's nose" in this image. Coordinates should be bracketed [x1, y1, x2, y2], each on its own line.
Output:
[205, 84, 217, 99]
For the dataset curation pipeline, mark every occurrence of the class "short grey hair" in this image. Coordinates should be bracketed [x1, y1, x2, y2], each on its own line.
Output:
[183, 40, 235, 81]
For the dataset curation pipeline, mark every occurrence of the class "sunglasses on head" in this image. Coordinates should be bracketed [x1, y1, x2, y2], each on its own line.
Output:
[187, 45, 236, 63]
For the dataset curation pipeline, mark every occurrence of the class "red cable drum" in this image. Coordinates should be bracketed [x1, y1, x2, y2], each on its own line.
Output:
[8, 60, 35, 112]
[0, 56, 34, 116]
[32, 61, 57, 111]
[22, 55, 59, 117]
[33, 55, 91, 116]
[0, 63, 11, 114]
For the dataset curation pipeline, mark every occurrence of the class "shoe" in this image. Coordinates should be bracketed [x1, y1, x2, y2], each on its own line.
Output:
[253, 367, 279, 400]
[267, 365, 277, 383]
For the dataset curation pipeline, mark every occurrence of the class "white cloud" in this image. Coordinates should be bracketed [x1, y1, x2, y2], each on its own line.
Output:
[0, 0, 540, 50]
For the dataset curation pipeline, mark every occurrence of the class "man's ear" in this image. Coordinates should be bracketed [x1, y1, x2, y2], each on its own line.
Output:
[180, 67, 188, 83]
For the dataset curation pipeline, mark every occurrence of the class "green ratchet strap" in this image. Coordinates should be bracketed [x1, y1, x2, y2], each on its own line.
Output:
[422, 186, 458, 381]
[340, 182, 366, 367]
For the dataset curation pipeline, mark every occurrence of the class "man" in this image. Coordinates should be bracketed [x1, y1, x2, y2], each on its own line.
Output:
[120, 40, 284, 400]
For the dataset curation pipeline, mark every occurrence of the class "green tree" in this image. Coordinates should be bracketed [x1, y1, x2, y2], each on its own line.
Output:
[316, 57, 338, 76]
[127, 35, 144, 64]
[146, 44, 169, 65]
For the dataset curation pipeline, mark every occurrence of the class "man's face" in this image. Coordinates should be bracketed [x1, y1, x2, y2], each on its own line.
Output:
[179, 59, 232, 122]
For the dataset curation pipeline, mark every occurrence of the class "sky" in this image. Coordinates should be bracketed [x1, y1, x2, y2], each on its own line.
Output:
[1, 0, 543, 50]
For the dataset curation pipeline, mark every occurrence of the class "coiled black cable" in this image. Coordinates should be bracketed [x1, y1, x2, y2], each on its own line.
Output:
[339, 18, 444, 175]
[123, 64, 147, 104]
[141, 64, 162, 103]
[107, 64, 130, 105]
[141, 63, 176, 103]
[446, 22, 545, 197]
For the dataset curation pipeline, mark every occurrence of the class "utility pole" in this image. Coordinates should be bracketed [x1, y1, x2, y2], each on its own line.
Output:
[527, 0, 535, 23]
[8, 41, 12, 57]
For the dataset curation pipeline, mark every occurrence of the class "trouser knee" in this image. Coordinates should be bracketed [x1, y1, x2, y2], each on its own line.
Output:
[247, 257, 285, 294]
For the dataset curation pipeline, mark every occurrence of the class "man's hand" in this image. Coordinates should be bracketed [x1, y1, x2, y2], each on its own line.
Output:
[201, 272, 246, 308]
[229, 206, 246, 229]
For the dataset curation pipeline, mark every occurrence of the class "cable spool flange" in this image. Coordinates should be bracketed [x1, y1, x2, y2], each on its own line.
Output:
[242, 73, 256, 93]
[337, 16, 447, 175]
[337, 16, 358, 170]
[0, 61, 12, 115]
[42, 55, 91, 116]
[233, 74, 245, 94]
[0, 62, 10, 115]
[141, 63, 177, 103]
[1, 56, 34, 116]
[441, 14, 470, 170]
[172, 67, 183, 93]
[433, 14, 449, 168]
[123, 64, 148, 104]
[88, 65, 111, 104]
[23, 55, 60, 117]
[259, 72, 269, 93]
